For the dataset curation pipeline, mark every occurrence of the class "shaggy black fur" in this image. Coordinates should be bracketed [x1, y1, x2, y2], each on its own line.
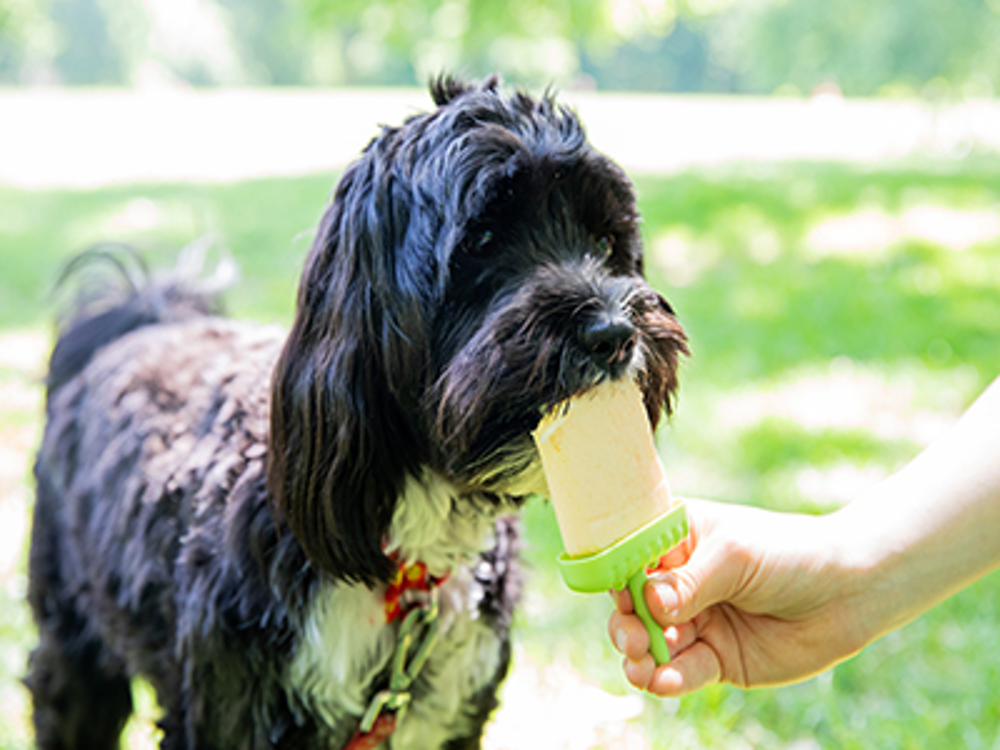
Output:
[27, 76, 687, 749]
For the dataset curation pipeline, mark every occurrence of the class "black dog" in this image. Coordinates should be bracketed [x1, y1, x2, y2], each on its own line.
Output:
[27, 76, 687, 749]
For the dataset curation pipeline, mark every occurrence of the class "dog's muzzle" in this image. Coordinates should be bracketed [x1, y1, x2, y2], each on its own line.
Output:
[578, 310, 638, 378]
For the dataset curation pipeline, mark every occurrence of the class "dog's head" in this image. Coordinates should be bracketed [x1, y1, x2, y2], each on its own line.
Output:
[268, 76, 688, 586]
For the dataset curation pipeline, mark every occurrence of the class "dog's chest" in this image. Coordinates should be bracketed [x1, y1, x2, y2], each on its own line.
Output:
[290, 568, 504, 747]
[288, 473, 512, 747]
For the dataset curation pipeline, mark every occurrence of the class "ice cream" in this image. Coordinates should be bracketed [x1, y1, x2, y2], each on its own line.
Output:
[532, 378, 688, 665]
[532, 378, 676, 558]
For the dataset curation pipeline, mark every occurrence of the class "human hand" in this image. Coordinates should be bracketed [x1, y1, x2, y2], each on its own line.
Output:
[610, 377, 1000, 697]
[608, 499, 870, 697]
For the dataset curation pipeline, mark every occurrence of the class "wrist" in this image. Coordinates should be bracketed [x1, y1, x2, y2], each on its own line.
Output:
[822, 504, 902, 653]
[825, 473, 953, 650]
[831, 379, 1000, 649]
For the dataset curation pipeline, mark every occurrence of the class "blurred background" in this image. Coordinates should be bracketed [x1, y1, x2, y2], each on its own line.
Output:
[4, 0, 1000, 95]
[3, 1, 1000, 749]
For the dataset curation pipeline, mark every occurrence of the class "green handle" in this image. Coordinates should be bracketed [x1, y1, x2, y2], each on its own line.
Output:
[628, 568, 670, 665]
[554, 505, 688, 668]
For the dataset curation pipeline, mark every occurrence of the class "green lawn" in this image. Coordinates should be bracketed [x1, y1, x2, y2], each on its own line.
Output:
[2, 159, 1000, 748]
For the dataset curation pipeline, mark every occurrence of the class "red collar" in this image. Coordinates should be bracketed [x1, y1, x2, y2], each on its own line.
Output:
[383, 556, 449, 624]
[346, 714, 397, 750]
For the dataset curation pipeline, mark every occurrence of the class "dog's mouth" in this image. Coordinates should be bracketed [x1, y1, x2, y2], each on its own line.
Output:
[427, 265, 687, 496]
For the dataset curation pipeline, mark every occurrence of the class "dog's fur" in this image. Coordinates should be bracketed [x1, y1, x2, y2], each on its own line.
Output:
[26, 76, 688, 749]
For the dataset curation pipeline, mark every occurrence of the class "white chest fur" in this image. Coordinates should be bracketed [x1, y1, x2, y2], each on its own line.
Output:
[289, 471, 513, 747]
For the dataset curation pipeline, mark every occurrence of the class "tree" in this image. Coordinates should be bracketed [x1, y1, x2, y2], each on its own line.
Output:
[294, 0, 679, 86]
[0, 0, 58, 82]
[709, 0, 1000, 97]
[4, 0, 1000, 96]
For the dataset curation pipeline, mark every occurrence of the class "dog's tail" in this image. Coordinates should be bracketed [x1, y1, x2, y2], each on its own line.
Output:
[46, 239, 236, 394]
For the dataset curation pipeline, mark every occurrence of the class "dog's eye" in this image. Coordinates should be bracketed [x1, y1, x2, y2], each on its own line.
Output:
[596, 235, 614, 259]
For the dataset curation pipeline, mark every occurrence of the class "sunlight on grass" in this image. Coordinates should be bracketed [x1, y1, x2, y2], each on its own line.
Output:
[0, 571, 33, 750]
[0, 331, 43, 750]
[488, 646, 647, 750]
[806, 203, 1000, 258]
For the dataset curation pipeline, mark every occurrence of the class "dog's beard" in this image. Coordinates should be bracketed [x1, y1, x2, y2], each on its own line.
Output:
[428, 257, 687, 496]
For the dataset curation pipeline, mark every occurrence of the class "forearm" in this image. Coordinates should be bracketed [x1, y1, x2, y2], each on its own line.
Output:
[834, 377, 1000, 645]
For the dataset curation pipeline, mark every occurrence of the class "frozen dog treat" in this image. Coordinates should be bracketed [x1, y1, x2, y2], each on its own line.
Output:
[532, 379, 675, 558]
[532, 378, 688, 666]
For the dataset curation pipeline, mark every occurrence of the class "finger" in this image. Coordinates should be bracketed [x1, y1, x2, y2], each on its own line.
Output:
[646, 641, 723, 698]
[656, 535, 692, 570]
[644, 575, 682, 626]
[623, 653, 656, 691]
[611, 586, 634, 614]
[645, 544, 738, 627]
[608, 610, 650, 661]
[629, 622, 699, 666]
[611, 609, 700, 665]
[664, 621, 698, 657]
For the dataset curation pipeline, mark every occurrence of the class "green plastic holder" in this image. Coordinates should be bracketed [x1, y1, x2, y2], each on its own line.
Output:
[556, 503, 688, 665]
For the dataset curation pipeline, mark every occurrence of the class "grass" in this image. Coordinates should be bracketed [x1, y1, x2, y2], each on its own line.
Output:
[2, 156, 1000, 748]
[0, 176, 334, 327]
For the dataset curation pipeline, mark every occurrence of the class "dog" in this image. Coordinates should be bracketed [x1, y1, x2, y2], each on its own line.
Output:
[26, 76, 688, 749]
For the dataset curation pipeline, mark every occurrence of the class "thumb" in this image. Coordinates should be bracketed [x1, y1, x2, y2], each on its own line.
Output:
[645, 541, 739, 626]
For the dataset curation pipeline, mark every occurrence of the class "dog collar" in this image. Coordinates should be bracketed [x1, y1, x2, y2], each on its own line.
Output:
[347, 557, 447, 749]
[383, 556, 449, 624]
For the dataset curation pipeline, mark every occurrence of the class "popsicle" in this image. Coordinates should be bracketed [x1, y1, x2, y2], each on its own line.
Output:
[532, 378, 688, 664]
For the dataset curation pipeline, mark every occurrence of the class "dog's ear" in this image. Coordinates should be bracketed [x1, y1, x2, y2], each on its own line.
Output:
[637, 292, 689, 429]
[267, 148, 428, 587]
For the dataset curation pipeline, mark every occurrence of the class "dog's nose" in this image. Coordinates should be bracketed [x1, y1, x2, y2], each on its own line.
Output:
[579, 314, 637, 370]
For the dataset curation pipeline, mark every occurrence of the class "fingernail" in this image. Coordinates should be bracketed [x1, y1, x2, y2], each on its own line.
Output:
[615, 629, 628, 653]
[653, 582, 679, 613]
